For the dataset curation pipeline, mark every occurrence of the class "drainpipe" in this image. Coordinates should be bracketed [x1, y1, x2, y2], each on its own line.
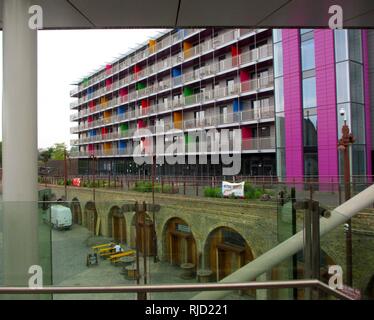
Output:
[192, 184, 374, 300]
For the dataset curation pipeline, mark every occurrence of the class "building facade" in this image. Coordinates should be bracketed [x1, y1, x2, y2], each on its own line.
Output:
[70, 28, 276, 176]
[70, 28, 374, 180]
[274, 29, 373, 183]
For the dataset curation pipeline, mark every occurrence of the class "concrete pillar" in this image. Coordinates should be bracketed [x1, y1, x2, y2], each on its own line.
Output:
[2, 0, 39, 291]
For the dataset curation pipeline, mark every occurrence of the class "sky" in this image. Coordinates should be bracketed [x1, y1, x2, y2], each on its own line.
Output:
[0, 29, 166, 149]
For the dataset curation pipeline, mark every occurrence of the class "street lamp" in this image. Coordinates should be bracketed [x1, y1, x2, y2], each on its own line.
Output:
[89, 154, 97, 201]
[337, 107, 355, 286]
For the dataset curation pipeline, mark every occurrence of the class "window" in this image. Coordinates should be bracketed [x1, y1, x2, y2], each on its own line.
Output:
[275, 77, 284, 112]
[301, 29, 314, 35]
[221, 106, 228, 123]
[304, 153, 318, 176]
[273, 29, 282, 43]
[303, 109, 318, 147]
[276, 113, 285, 148]
[350, 62, 364, 104]
[301, 38, 315, 71]
[302, 77, 317, 108]
[351, 103, 365, 144]
[348, 30, 362, 63]
[336, 61, 350, 103]
[334, 30, 349, 62]
[274, 42, 283, 77]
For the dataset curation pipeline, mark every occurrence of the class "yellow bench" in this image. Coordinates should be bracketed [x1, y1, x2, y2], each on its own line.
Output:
[92, 243, 115, 253]
[109, 250, 136, 264]
[99, 247, 116, 257]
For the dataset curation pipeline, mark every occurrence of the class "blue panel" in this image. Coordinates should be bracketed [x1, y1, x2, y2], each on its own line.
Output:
[172, 67, 182, 78]
[118, 106, 125, 114]
[119, 140, 127, 149]
[232, 99, 243, 112]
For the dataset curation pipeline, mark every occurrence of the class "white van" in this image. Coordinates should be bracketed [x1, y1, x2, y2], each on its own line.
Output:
[51, 205, 72, 230]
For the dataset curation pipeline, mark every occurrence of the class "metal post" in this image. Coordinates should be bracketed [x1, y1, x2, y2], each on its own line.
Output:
[338, 119, 355, 286]
[64, 149, 68, 200]
[152, 155, 159, 263]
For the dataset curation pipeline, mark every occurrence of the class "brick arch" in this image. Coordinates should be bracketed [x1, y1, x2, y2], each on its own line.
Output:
[161, 217, 198, 267]
[203, 225, 255, 282]
[107, 205, 126, 244]
[83, 201, 98, 234]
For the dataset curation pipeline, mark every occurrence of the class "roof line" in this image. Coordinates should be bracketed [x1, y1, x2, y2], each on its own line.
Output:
[66, 0, 96, 28]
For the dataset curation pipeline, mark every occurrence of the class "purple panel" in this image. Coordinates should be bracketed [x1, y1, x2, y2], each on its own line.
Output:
[282, 29, 304, 183]
[362, 30, 372, 179]
[314, 30, 339, 184]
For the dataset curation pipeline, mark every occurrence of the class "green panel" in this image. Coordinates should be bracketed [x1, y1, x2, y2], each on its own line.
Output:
[184, 134, 191, 144]
[136, 82, 146, 90]
[120, 123, 129, 131]
[183, 87, 193, 97]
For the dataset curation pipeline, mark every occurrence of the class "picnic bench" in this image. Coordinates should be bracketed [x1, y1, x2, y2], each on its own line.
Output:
[91, 242, 115, 253]
[109, 250, 136, 264]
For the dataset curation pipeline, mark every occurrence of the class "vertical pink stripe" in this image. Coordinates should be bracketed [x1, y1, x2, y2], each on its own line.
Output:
[314, 29, 339, 184]
[282, 29, 304, 183]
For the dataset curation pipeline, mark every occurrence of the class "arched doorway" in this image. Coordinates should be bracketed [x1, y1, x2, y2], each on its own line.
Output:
[205, 227, 254, 282]
[130, 212, 154, 256]
[108, 206, 126, 243]
[163, 217, 197, 267]
[84, 201, 98, 234]
[70, 198, 82, 225]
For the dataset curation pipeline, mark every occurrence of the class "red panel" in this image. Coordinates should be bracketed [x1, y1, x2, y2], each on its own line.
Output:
[101, 127, 108, 135]
[231, 45, 239, 57]
[119, 88, 128, 96]
[240, 70, 250, 82]
[88, 115, 93, 123]
[137, 119, 145, 128]
[241, 126, 252, 139]
[134, 64, 141, 73]
[141, 99, 149, 108]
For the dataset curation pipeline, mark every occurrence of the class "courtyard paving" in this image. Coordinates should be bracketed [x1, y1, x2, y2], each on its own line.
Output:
[52, 224, 249, 300]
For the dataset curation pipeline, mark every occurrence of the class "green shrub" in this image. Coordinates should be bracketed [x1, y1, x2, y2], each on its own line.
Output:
[204, 187, 222, 198]
[254, 190, 263, 199]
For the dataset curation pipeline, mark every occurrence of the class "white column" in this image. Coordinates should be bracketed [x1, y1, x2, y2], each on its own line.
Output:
[2, 0, 39, 289]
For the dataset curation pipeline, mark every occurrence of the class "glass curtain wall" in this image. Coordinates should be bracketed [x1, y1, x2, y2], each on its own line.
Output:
[273, 29, 286, 180]
[334, 30, 366, 179]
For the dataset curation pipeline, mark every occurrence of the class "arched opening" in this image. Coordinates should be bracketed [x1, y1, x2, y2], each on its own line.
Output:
[205, 227, 254, 282]
[108, 206, 126, 243]
[84, 201, 98, 234]
[163, 217, 197, 267]
[70, 198, 82, 225]
[130, 212, 154, 256]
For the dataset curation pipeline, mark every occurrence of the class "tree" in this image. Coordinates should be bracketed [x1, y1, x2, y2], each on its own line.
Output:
[51, 143, 68, 160]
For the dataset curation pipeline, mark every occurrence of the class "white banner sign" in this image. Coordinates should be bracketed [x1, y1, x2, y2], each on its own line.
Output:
[222, 181, 245, 198]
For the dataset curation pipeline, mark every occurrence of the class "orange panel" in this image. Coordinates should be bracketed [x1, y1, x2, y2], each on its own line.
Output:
[173, 112, 183, 129]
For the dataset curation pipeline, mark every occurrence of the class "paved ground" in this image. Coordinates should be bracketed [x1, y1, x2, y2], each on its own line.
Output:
[52, 224, 249, 300]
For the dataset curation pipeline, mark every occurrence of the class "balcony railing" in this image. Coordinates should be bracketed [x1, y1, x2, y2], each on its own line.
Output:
[72, 35, 273, 119]
[73, 78, 274, 133]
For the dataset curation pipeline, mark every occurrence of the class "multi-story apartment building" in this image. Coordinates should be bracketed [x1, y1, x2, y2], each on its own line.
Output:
[274, 29, 374, 183]
[70, 28, 276, 176]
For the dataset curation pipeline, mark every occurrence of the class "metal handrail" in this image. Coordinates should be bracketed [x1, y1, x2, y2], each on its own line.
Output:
[0, 280, 353, 300]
